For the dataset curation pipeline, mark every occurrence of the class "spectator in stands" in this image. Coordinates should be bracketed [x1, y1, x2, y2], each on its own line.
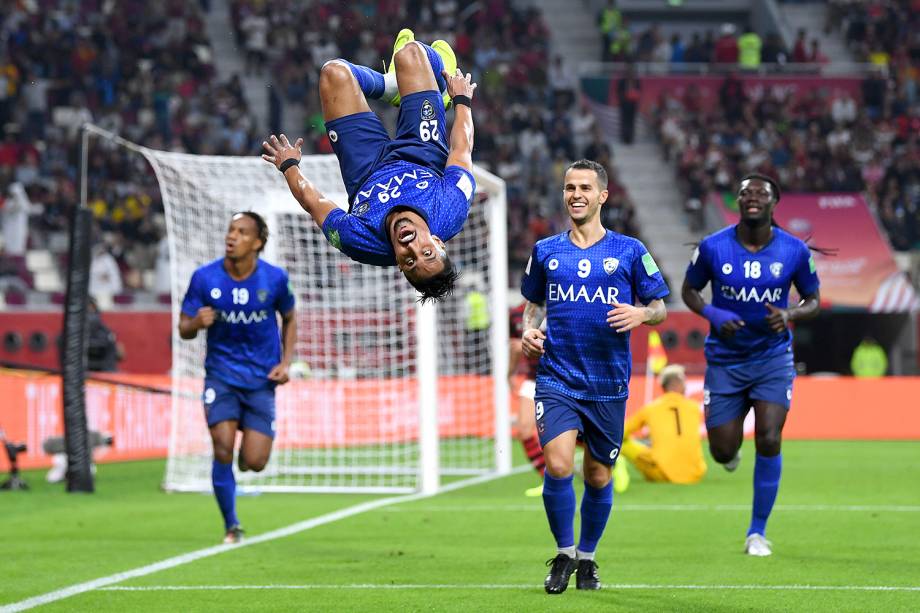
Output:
[713, 24, 739, 65]
[850, 336, 888, 377]
[598, 0, 623, 62]
[737, 26, 762, 71]
[89, 242, 123, 304]
[241, 6, 269, 75]
[1, 182, 30, 256]
[760, 32, 787, 65]
[791, 28, 809, 63]
[809, 39, 829, 65]
[617, 65, 641, 144]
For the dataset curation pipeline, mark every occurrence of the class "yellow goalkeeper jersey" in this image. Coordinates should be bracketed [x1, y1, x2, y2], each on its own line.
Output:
[624, 392, 707, 484]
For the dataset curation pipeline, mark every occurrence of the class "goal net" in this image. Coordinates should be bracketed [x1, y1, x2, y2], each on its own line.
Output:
[83, 125, 509, 494]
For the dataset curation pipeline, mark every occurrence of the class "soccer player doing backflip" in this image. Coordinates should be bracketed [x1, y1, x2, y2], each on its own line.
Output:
[521, 159, 669, 593]
[261, 30, 476, 302]
[682, 174, 821, 556]
[179, 212, 297, 544]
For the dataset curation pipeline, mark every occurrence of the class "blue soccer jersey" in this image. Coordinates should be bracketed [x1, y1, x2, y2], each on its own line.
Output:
[321, 161, 475, 266]
[685, 225, 820, 365]
[521, 230, 670, 401]
[181, 258, 295, 389]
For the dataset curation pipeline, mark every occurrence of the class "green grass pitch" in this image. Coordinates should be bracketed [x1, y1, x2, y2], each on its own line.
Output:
[2, 440, 918, 612]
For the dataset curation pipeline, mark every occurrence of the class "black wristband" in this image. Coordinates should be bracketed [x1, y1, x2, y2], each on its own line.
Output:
[452, 95, 472, 108]
[279, 158, 299, 173]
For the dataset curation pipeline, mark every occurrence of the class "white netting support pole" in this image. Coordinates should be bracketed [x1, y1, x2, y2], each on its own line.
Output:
[417, 300, 440, 494]
[484, 173, 511, 474]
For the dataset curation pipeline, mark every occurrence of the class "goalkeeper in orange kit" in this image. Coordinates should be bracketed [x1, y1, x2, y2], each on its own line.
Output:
[621, 364, 707, 484]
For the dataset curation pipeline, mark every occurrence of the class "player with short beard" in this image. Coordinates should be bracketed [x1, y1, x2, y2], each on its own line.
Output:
[521, 159, 669, 594]
[682, 174, 821, 556]
[179, 212, 297, 544]
[261, 29, 476, 303]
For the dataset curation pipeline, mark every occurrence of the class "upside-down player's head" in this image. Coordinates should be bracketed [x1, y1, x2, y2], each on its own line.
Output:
[562, 159, 609, 227]
[737, 173, 780, 227]
[388, 210, 460, 302]
[226, 211, 268, 260]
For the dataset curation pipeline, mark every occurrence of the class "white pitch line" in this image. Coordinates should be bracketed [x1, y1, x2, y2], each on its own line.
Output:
[97, 584, 920, 592]
[0, 465, 532, 613]
[382, 504, 920, 513]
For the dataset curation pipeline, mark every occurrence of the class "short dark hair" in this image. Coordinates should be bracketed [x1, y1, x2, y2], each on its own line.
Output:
[565, 159, 608, 189]
[740, 173, 781, 203]
[408, 254, 461, 303]
[234, 211, 269, 252]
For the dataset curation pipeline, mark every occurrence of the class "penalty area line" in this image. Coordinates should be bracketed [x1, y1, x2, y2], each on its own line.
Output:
[0, 465, 532, 613]
[97, 583, 920, 592]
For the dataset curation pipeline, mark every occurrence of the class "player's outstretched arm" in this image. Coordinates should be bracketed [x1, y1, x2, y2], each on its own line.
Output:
[262, 134, 340, 229]
[443, 69, 477, 172]
[178, 307, 215, 340]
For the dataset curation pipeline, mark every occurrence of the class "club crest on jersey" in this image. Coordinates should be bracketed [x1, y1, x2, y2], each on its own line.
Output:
[257, 289, 268, 303]
[603, 257, 619, 274]
[421, 99, 435, 121]
[770, 262, 783, 278]
[353, 201, 370, 216]
[210, 288, 221, 299]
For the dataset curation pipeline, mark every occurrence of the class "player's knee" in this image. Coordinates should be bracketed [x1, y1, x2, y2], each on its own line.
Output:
[584, 465, 612, 489]
[247, 456, 268, 472]
[319, 60, 354, 92]
[709, 441, 737, 464]
[544, 455, 574, 479]
[394, 41, 427, 73]
[212, 444, 234, 464]
[755, 430, 783, 456]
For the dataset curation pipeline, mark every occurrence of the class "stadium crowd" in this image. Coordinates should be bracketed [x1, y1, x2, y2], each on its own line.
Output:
[652, 61, 919, 249]
[0, 0, 261, 304]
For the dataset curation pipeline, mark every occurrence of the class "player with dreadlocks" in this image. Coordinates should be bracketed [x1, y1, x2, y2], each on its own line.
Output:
[681, 174, 821, 556]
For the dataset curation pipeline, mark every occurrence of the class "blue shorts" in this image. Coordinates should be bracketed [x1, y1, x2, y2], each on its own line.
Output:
[703, 352, 795, 429]
[534, 387, 626, 466]
[325, 90, 449, 205]
[202, 378, 276, 438]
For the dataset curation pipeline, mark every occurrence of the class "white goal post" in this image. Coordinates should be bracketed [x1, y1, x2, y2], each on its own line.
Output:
[82, 124, 510, 494]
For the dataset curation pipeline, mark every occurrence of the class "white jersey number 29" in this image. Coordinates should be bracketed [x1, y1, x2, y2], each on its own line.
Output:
[420, 120, 440, 142]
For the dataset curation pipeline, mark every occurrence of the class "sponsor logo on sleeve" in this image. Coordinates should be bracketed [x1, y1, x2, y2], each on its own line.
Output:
[642, 252, 660, 276]
[456, 172, 473, 201]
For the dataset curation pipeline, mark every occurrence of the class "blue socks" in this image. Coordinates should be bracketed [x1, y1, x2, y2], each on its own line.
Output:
[212, 459, 239, 530]
[542, 472, 576, 549]
[336, 41, 445, 101]
[748, 453, 782, 537]
[578, 480, 614, 554]
[340, 60, 386, 99]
